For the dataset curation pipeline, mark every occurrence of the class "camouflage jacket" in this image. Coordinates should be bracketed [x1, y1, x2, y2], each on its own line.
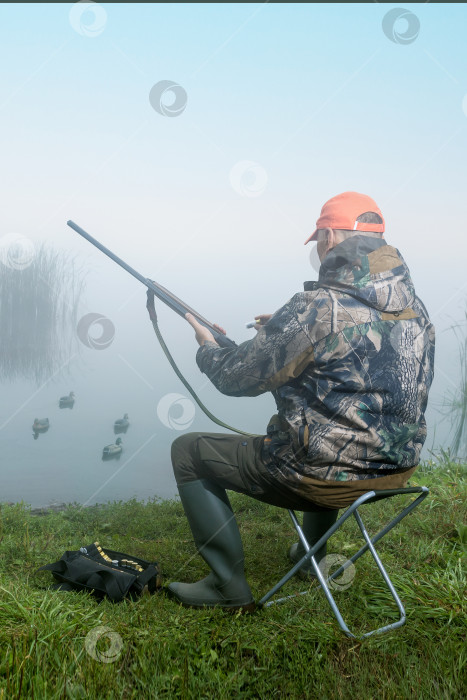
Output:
[196, 236, 435, 482]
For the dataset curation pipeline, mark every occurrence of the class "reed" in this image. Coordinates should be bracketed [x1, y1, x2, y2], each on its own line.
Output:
[441, 310, 467, 459]
[0, 243, 85, 384]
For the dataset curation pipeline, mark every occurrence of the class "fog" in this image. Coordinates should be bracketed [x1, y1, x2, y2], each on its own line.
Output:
[1, 3, 466, 506]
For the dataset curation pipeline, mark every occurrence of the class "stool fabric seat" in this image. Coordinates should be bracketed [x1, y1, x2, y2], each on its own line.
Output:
[259, 486, 429, 638]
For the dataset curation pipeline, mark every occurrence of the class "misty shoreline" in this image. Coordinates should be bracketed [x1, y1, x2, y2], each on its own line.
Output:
[0, 499, 174, 516]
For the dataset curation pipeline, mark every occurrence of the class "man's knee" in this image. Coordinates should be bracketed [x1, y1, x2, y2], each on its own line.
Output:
[171, 432, 197, 463]
[171, 432, 200, 483]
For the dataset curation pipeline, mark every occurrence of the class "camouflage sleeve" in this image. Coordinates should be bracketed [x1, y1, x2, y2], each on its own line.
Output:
[195, 294, 315, 397]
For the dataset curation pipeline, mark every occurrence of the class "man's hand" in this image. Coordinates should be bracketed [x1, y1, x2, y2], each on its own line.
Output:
[254, 314, 272, 330]
[185, 313, 226, 347]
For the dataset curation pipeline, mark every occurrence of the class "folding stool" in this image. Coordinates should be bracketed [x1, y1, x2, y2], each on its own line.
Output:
[259, 487, 429, 638]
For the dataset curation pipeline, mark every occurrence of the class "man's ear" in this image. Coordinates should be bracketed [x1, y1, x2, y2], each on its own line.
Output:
[324, 227, 335, 254]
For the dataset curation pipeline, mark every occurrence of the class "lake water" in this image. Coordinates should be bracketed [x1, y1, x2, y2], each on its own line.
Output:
[1, 379, 177, 508]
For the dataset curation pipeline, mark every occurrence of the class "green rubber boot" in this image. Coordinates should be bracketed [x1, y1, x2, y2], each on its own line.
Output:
[288, 509, 339, 579]
[168, 479, 255, 612]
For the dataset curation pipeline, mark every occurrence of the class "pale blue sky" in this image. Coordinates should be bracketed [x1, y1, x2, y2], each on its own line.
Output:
[1, 2, 467, 476]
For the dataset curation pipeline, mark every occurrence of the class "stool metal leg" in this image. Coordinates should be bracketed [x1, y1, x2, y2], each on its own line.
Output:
[328, 489, 429, 583]
[352, 510, 406, 637]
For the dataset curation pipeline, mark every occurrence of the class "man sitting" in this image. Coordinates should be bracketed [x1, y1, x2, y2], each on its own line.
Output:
[168, 191, 435, 611]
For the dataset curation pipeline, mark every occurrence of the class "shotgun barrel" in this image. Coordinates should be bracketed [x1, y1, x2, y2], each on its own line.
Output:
[66, 220, 237, 349]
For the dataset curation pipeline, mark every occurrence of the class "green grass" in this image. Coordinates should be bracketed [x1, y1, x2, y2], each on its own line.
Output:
[1, 456, 466, 699]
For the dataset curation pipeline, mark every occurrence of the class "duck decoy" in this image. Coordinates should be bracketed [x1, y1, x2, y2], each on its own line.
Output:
[113, 413, 130, 434]
[102, 437, 123, 459]
[59, 391, 75, 409]
[32, 417, 49, 439]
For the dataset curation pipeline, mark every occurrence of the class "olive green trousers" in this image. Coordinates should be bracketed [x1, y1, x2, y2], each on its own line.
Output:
[171, 432, 336, 512]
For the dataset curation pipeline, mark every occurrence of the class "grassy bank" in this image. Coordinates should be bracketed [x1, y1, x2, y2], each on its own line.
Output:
[1, 455, 465, 699]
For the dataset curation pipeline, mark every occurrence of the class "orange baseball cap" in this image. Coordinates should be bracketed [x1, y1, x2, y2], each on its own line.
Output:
[304, 191, 385, 244]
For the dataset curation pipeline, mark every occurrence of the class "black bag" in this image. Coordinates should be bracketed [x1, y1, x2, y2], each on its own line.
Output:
[38, 542, 162, 602]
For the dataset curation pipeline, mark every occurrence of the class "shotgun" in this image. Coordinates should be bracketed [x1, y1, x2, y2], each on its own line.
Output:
[66, 220, 237, 348]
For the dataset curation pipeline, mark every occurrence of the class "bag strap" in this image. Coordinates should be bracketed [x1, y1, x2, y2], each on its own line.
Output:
[38, 560, 67, 574]
[86, 569, 133, 601]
